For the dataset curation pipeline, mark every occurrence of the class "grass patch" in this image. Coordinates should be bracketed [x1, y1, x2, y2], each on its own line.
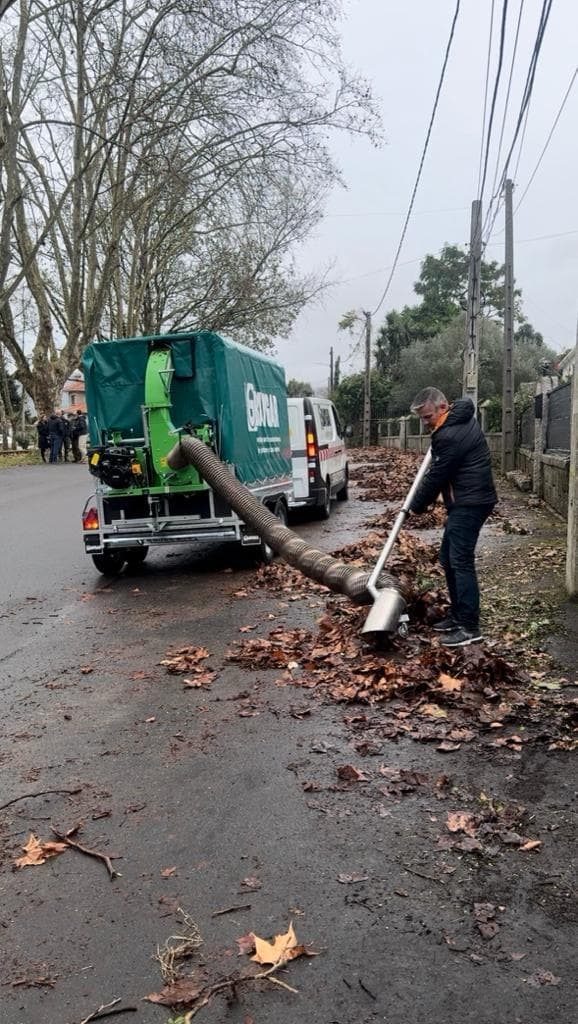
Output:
[0, 451, 40, 468]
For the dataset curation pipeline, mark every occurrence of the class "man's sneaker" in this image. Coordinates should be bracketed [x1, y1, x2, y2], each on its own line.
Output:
[432, 616, 456, 633]
[441, 626, 483, 647]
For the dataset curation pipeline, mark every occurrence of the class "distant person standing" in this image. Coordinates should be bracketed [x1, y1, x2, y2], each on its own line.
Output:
[61, 412, 72, 462]
[71, 411, 87, 463]
[36, 415, 50, 462]
[48, 411, 65, 463]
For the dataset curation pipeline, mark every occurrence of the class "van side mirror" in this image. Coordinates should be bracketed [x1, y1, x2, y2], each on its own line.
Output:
[344, 425, 353, 438]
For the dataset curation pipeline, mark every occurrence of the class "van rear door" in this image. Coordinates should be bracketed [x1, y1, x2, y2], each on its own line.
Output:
[312, 400, 347, 494]
[287, 399, 308, 501]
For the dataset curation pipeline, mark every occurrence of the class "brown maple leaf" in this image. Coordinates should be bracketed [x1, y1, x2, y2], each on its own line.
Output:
[14, 833, 68, 868]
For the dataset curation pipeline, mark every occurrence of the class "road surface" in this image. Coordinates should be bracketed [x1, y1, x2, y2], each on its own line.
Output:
[0, 463, 575, 1024]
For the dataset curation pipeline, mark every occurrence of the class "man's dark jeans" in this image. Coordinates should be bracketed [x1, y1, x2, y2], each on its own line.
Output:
[439, 504, 494, 630]
[49, 435, 62, 463]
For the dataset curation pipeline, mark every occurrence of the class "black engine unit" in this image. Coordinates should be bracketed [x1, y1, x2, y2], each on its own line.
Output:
[88, 446, 141, 490]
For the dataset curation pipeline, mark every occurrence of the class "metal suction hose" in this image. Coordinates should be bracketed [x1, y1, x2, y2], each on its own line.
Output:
[167, 435, 406, 606]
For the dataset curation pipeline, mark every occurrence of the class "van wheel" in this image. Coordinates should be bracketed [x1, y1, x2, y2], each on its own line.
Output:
[315, 480, 331, 520]
[336, 469, 349, 502]
[91, 551, 126, 576]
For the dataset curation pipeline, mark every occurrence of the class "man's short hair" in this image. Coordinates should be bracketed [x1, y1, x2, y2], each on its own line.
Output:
[410, 387, 448, 412]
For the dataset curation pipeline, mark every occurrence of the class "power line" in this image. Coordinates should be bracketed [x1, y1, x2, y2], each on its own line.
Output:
[515, 66, 577, 212]
[483, 0, 554, 242]
[488, 227, 578, 244]
[489, 0, 525, 200]
[323, 205, 469, 219]
[477, 0, 496, 197]
[342, 228, 578, 291]
[477, 0, 509, 207]
[371, 0, 461, 317]
[512, 93, 532, 181]
[343, 321, 368, 367]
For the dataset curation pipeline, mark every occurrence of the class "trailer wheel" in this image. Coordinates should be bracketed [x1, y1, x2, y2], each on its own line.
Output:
[315, 479, 331, 520]
[124, 546, 149, 567]
[91, 551, 126, 576]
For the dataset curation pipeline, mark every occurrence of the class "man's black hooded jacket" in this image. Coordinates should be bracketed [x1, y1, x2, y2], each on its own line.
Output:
[410, 398, 497, 514]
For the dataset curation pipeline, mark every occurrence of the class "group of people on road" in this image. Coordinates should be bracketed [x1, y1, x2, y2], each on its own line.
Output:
[36, 410, 88, 464]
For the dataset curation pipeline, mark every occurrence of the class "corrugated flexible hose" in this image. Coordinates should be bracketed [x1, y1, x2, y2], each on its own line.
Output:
[167, 436, 405, 607]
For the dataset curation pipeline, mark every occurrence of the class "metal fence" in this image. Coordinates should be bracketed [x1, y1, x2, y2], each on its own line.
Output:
[546, 381, 571, 451]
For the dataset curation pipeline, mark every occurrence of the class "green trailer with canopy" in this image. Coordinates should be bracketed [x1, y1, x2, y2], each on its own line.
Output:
[81, 331, 293, 573]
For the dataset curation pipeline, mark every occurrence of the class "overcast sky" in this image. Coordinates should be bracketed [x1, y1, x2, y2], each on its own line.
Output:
[277, 0, 578, 390]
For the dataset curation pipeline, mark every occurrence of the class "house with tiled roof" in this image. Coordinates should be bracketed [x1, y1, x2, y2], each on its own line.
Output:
[60, 372, 87, 413]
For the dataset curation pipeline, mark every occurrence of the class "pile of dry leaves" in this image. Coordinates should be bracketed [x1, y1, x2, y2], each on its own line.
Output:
[364, 505, 448, 532]
[349, 449, 423, 502]
[227, 598, 575, 750]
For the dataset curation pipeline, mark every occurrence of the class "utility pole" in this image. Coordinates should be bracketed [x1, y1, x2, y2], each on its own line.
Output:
[566, 317, 578, 596]
[329, 346, 334, 395]
[362, 311, 372, 447]
[463, 199, 482, 408]
[501, 179, 515, 473]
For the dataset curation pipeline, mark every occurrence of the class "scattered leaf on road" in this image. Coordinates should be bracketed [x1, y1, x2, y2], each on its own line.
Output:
[337, 872, 368, 884]
[160, 646, 210, 673]
[526, 969, 560, 987]
[446, 812, 477, 836]
[236, 932, 256, 956]
[250, 921, 315, 966]
[240, 876, 262, 891]
[438, 672, 462, 691]
[519, 839, 542, 852]
[337, 764, 368, 783]
[145, 977, 205, 1006]
[420, 703, 448, 719]
[14, 833, 68, 868]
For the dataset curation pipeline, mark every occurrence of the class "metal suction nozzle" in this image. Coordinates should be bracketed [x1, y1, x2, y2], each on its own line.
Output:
[361, 587, 407, 637]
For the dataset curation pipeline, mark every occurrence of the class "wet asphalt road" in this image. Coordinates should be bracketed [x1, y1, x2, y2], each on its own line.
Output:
[0, 464, 576, 1024]
[0, 464, 93, 663]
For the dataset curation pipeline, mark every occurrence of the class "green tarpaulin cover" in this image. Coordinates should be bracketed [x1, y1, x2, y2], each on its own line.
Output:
[82, 331, 291, 486]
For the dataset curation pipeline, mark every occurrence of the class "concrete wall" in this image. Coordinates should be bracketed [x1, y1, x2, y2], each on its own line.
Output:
[542, 452, 570, 517]
[376, 421, 571, 518]
[517, 446, 533, 477]
[406, 435, 430, 454]
[485, 432, 502, 469]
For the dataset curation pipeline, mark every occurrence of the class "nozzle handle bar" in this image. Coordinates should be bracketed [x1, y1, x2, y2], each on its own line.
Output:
[366, 448, 433, 600]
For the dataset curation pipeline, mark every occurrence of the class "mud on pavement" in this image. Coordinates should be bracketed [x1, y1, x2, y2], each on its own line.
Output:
[0, 448, 576, 1024]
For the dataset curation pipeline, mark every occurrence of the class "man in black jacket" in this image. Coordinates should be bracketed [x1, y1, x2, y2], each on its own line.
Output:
[409, 387, 497, 647]
[47, 411, 65, 463]
[36, 415, 50, 462]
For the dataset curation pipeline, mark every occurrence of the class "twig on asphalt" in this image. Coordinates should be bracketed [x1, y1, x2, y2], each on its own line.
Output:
[211, 903, 251, 917]
[51, 827, 121, 880]
[180, 958, 300, 1020]
[358, 979, 377, 1000]
[79, 998, 137, 1024]
[402, 863, 445, 884]
[0, 787, 82, 812]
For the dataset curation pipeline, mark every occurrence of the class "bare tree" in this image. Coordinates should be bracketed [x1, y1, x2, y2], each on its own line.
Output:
[0, 0, 380, 411]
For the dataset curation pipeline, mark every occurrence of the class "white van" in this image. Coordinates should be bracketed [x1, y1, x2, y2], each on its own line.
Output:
[287, 396, 349, 518]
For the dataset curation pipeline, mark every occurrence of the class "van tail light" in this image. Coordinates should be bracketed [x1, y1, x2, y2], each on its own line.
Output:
[306, 431, 317, 458]
[83, 506, 100, 530]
